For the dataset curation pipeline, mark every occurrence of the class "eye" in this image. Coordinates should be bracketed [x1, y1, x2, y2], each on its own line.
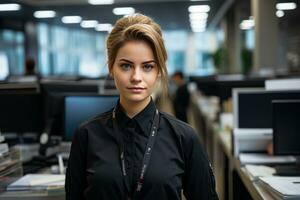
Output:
[120, 63, 132, 71]
[143, 64, 154, 72]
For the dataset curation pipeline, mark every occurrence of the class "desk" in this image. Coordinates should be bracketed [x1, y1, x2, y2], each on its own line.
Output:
[0, 167, 65, 200]
[214, 127, 276, 200]
[0, 145, 69, 200]
[190, 94, 278, 200]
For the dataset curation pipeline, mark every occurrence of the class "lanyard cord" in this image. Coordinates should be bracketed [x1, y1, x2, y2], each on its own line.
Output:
[112, 107, 160, 195]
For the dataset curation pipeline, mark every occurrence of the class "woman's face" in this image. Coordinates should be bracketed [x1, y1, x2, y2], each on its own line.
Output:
[111, 40, 159, 107]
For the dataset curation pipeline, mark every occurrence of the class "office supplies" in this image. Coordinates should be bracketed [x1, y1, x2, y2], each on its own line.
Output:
[7, 174, 65, 191]
[244, 165, 275, 181]
[57, 154, 64, 174]
[259, 176, 300, 199]
[239, 153, 296, 165]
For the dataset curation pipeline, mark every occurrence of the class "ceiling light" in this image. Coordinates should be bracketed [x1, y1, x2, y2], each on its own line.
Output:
[276, 2, 297, 10]
[191, 22, 206, 28]
[188, 5, 210, 13]
[276, 10, 285, 18]
[0, 3, 21, 11]
[88, 0, 114, 5]
[189, 12, 208, 20]
[113, 7, 135, 15]
[190, 18, 207, 23]
[81, 20, 98, 28]
[62, 16, 82, 24]
[34, 10, 56, 18]
[95, 23, 113, 31]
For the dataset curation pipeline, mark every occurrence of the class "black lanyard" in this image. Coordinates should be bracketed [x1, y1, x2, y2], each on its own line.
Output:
[112, 107, 160, 196]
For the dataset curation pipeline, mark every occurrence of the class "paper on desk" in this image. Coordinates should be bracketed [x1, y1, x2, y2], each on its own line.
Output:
[259, 177, 300, 196]
[245, 165, 275, 180]
[239, 153, 296, 164]
[7, 174, 65, 190]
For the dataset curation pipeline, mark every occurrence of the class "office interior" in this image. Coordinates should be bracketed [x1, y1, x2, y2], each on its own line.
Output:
[0, 0, 300, 199]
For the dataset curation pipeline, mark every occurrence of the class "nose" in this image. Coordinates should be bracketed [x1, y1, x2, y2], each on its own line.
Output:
[130, 67, 142, 83]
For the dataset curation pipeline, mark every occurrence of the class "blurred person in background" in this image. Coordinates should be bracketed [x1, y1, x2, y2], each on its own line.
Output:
[171, 71, 190, 123]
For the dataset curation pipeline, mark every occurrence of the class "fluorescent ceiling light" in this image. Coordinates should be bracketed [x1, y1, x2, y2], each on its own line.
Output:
[190, 20, 207, 24]
[276, 10, 285, 18]
[113, 7, 135, 15]
[34, 10, 56, 18]
[189, 12, 208, 20]
[62, 16, 82, 24]
[188, 5, 210, 13]
[0, 3, 21, 11]
[88, 0, 114, 5]
[81, 20, 98, 28]
[190, 18, 207, 24]
[95, 23, 113, 31]
[276, 2, 297, 10]
[191, 23, 206, 28]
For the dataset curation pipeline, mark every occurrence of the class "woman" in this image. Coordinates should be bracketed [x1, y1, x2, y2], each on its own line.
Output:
[66, 14, 218, 200]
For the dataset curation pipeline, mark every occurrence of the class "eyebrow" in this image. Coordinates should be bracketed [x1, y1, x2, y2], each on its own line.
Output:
[118, 58, 156, 64]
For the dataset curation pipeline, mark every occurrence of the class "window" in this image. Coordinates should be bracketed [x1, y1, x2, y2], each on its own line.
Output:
[0, 30, 25, 75]
[37, 23, 107, 77]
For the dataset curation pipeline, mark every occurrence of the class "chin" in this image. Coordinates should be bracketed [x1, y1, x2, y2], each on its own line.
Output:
[125, 94, 150, 103]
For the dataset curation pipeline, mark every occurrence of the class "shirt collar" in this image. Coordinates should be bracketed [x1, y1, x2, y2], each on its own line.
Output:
[115, 99, 156, 136]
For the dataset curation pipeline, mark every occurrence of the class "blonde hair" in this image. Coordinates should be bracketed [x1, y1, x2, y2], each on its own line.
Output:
[106, 14, 168, 97]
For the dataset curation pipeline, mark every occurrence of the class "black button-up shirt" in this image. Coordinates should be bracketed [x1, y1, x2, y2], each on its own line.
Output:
[66, 100, 218, 200]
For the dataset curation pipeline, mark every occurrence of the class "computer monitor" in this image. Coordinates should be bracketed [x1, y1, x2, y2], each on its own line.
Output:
[41, 82, 99, 94]
[0, 92, 43, 133]
[272, 100, 300, 155]
[64, 95, 119, 141]
[41, 82, 99, 137]
[233, 88, 300, 129]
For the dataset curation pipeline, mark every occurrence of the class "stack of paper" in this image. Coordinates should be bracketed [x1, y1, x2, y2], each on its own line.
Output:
[239, 153, 296, 165]
[259, 176, 300, 200]
[245, 165, 276, 181]
[7, 174, 65, 191]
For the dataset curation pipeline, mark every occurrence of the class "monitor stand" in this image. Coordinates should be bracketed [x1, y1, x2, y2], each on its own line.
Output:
[274, 165, 300, 176]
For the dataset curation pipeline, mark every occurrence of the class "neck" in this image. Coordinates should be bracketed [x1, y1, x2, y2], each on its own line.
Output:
[120, 97, 151, 118]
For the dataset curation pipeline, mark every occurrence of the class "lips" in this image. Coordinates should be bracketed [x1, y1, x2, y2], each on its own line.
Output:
[127, 87, 145, 93]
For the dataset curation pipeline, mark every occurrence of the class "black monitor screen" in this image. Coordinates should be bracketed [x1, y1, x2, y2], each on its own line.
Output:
[65, 95, 119, 141]
[273, 100, 300, 155]
[41, 82, 99, 137]
[0, 93, 43, 133]
[237, 90, 300, 128]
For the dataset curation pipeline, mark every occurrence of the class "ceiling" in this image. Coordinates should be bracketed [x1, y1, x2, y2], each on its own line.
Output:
[0, 0, 227, 31]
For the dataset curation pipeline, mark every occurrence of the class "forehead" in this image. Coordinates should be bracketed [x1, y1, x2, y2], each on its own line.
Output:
[115, 40, 155, 61]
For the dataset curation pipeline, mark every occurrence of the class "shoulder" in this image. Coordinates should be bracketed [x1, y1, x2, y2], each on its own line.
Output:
[159, 111, 198, 140]
[81, 109, 112, 128]
[74, 109, 113, 139]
